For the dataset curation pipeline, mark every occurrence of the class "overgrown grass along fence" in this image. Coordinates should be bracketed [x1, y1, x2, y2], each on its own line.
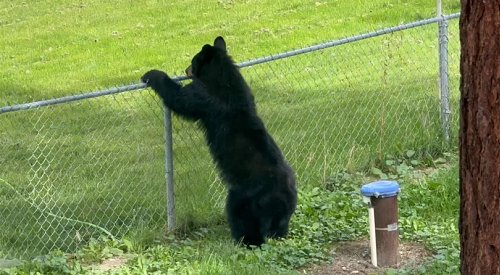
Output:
[0, 13, 460, 259]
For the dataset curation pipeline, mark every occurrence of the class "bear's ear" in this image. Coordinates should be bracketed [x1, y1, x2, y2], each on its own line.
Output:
[214, 36, 226, 52]
[202, 44, 212, 51]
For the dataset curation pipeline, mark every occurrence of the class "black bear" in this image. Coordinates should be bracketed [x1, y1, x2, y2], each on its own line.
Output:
[141, 37, 297, 247]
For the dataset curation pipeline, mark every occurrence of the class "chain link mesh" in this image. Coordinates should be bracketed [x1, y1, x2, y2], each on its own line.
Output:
[1, 16, 460, 259]
[0, 90, 168, 258]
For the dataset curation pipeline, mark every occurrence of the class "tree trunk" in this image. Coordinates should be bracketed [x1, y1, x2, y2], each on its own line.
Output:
[459, 1, 500, 274]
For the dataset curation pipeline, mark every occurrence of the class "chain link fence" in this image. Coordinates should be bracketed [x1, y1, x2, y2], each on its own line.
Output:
[0, 89, 170, 258]
[1, 11, 460, 259]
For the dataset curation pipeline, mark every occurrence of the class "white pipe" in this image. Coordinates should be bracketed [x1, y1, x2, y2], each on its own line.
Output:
[364, 196, 377, 267]
[368, 204, 378, 266]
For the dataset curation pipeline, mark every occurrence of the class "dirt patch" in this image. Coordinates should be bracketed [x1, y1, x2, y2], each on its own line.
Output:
[91, 255, 129, 272]
[301, 240, 431, 274]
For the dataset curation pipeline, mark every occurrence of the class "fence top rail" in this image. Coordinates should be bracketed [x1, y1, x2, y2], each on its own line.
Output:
[0, 13, 459, 115]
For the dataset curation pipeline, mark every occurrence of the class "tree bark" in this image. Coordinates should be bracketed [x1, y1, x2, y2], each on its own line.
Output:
[459, 1, 500, 274]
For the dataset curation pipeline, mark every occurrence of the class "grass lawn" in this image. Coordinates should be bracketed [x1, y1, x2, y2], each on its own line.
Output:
[0, 0, 459, 104]
[0, 0, 460, 273]
[4, 158, 460, 274]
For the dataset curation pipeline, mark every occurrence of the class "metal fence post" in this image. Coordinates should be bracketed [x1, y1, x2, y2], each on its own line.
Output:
[437, 0, 451, 143]
[163, 104, 175, 231]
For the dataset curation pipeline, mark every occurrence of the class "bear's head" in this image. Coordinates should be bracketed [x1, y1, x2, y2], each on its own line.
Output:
[186, 36, 227, 77]
[185, 36, 227, 79]
[185, 36, 245, 91]
[185, 36, 252, 105]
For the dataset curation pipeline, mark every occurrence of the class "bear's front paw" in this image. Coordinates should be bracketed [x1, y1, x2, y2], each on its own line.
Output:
[141, 69, 168, 87]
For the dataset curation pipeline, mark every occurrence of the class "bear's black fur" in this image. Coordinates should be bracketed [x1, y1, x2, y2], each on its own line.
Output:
[141, 37, 297, 247]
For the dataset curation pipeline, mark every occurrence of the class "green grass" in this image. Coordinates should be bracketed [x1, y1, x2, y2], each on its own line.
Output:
[0, 0, 460, 104]
[398, 162, 460, 274]
[0, 0, 460, 271]
[4, 157, 460, 274]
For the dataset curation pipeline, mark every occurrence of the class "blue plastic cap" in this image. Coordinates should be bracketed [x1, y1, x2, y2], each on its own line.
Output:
[361, 180, 400, 198]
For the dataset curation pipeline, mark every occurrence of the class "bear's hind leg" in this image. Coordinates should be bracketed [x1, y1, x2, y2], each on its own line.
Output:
[267, 214, 291, 239]
[260, 193, 294, 239]
[226, 190, 265, 247]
